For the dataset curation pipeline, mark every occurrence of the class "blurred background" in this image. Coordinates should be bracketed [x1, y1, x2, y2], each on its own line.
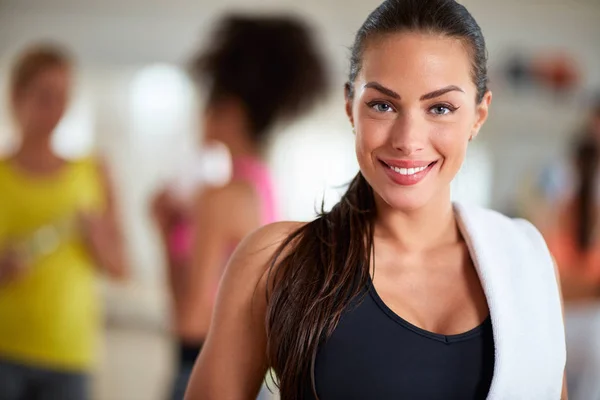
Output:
[0, 0, 599, 399]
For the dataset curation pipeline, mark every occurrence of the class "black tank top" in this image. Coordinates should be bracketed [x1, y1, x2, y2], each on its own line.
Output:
[304, 280, 495, 399]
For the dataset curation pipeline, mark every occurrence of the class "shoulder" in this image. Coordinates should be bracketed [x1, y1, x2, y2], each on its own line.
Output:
[223, 221, 306, 284]
[231, 221, 306, 263]
[198, 180, 257, 207]
[193, 183, 252, 224]
[456, 203, 541, 237]
[455, 203, 553, 263]
[194, 181, 271, 229]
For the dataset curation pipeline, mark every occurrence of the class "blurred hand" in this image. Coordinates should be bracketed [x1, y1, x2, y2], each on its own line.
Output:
[0, 246, 27, 286]
[151, 189, 177, 230]
[79, 212, 128, 281]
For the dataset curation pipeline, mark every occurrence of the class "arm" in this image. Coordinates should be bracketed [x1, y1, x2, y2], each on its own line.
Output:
[0, 246, 25, 286]
[150, 188, 189, 309]
[173, 186, 232, 338]
[82, 158, 129, 280]
[184, 222, 301, 399]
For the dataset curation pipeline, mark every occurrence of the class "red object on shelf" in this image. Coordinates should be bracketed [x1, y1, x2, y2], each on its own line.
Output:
[532, 53, 580, 92]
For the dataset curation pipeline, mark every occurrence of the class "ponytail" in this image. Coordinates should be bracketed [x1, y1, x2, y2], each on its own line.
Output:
[265, 172, 375, 399]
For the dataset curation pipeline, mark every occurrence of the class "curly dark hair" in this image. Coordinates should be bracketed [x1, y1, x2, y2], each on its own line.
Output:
[190, 15, 329, 145]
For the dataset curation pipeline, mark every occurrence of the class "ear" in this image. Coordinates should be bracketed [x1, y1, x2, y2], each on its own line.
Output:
[344, 83, 355, 128]
[471, 91, 492, 140]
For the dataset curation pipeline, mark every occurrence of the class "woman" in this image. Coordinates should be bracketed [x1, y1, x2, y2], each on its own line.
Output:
[544, 133, 600, 399]
[531, 100, 600, 232]
[156, 16, 328, 400]
[186, 1, 567, 399]
[0, 44, 127, 400]
[546, 134, 600, 300]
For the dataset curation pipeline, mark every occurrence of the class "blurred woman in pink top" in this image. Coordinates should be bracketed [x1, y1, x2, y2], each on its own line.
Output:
[152, 14, 328, 399]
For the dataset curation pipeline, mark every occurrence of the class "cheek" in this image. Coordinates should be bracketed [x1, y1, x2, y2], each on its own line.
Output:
[21, 100, 39, 121]
[355, 108, 394, 149]
[354, 120, 391, 166]
[431, 122, 470, 166]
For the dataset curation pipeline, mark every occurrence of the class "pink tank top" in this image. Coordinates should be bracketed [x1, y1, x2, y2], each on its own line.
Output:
[168, 156, 277, 262]
[231, 156, 277, 225]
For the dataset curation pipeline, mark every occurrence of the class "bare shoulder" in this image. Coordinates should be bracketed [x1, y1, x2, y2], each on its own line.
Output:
[195, 182, 257, 216]
[228, 221, 307, 275]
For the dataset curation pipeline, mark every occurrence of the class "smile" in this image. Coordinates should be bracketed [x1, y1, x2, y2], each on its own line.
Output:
[379, 159, 438, 186]
[388, 165, 429, 176]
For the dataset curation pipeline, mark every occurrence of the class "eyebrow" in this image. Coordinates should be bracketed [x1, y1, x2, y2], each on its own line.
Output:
[420, 85, 465, 101]
[363, 81, 465, 101]
[364, 82, 400, 99]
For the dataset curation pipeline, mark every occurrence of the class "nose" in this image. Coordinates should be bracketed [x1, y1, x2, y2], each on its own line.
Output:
[390, 111, 425, 155]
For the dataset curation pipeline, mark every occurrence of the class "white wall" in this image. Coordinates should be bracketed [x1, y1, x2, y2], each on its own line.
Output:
[465, 0, 600, 212]
[1, 0, 599, 280]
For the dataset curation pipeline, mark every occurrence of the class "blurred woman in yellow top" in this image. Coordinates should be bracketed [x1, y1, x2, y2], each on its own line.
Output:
[0, 44, 128, 400]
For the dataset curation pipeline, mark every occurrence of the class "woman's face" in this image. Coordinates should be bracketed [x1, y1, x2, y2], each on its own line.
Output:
[13, 66, 71, 138]
[347, 32, 491, 212]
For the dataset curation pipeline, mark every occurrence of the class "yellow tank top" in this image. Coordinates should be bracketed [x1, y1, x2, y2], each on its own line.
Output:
[0, 157, 104, 372]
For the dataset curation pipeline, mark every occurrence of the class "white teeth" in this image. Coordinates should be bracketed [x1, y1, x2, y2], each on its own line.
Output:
[391, 165, 428, 175]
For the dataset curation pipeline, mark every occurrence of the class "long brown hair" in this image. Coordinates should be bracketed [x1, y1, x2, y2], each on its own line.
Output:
[264, 1, 490, 398]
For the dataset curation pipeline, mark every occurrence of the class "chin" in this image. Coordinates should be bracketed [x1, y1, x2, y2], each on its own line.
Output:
[377, 186, 435, 212]
[35, 120, 61, 134]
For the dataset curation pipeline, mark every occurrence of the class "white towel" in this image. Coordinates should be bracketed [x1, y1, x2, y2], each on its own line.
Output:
[454, 203, 566, 399]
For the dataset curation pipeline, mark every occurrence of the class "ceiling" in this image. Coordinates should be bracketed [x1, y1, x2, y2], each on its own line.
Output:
[0, 0, 379, 70]
[0, 0, 598, 72]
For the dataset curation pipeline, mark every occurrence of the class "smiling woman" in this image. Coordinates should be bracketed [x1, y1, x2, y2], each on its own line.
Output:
[184, 1, 567, 400]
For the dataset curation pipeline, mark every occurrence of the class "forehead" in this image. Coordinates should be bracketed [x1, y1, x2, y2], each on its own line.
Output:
[358, 32, 474, 95]
[21, 68, 71, 96]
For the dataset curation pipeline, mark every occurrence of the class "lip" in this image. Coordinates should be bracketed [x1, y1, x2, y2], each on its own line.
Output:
[379, 158, 438, 186]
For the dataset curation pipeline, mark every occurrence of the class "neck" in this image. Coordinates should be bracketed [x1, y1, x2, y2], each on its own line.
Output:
[374, 189, 457, 252]
[13, 131, 62, 171]
[17, 131, 53, 157]
[226, 138, 261, 160]
[205, 98, 264, 161]
[216, 123, 262, 161]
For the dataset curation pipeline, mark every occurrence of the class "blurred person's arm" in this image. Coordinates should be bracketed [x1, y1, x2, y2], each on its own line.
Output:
[151, 188, 175, 251]
[0, 210, 26, 286]
[0, 246, 25, 286]
[150, 188, 189, 312]
[81, 158, 129, 280]
[185, 222, 302, 400]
